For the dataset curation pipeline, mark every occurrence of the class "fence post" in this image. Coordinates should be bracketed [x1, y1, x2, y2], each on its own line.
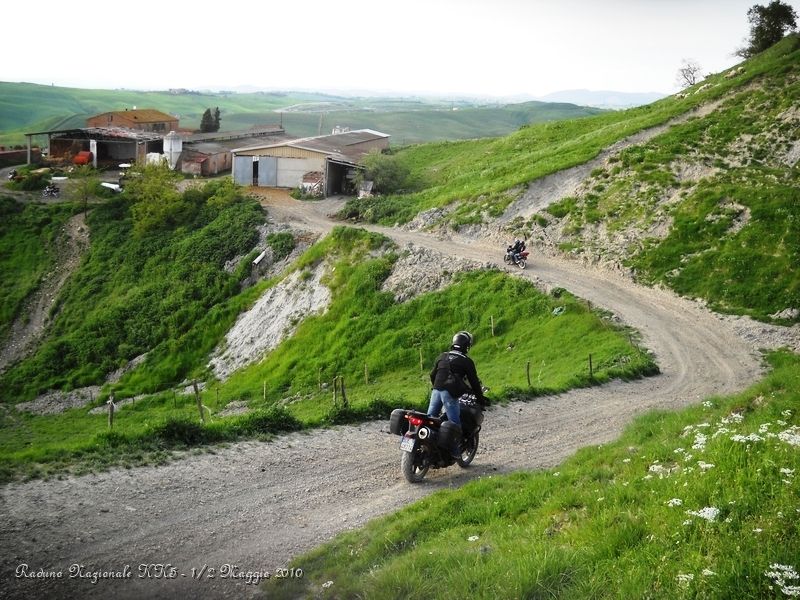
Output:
[340, 376, 348, 408]
[193, 380, 205, 423]
[333, 376, 338, 407]
[589, 354, 594, 380]
[526, 360, 531, 387]
[107, 396, 115, 431]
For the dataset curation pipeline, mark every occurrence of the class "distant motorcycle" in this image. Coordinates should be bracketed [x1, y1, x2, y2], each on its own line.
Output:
[7, 169, 17, 181]
[389, 393, 486, 483]
[42, 183, 60, 198]
[504, 246, 529, 269]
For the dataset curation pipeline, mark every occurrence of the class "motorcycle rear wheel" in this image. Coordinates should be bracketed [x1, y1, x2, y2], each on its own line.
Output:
[401, 445, 431, 483]
[517, 259, 526, 269]
[457, 432, 479, 467]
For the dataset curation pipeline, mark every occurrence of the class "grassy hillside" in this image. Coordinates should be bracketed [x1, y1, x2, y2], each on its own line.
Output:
[0, 82, 602, 147]
[341, 36, 800, 323]
[0, 197, 79, 340]
[269, 351, 800, 599]
[0, 220, 654, 481]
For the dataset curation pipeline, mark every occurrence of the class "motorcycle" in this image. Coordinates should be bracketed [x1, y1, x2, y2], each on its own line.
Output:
[42, 183, 60, 198]
[504, 246, 529, 269]
[7, 169, 17, 181]
[389, 394, 486, 483]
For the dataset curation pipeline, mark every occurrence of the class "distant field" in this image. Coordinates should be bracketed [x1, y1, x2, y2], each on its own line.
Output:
[0, 82, 603, 147]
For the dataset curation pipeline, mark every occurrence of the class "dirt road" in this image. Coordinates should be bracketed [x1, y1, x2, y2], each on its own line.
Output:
[0, 195, 768, 599]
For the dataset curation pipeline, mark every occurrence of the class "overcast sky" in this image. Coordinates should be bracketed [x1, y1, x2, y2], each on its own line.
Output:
[3, 0, 798, 98]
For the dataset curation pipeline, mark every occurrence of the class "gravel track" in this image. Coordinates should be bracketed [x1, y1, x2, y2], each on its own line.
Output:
[0, 183, 771, 599]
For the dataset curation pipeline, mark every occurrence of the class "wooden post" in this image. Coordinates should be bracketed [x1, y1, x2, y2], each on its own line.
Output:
[364, 363, 369, 386]
[107, 397, 115, 431]
[589, 354, 594, 380]
[340, 376, 348, 408]
[333, 376, 338, 407]
[491, 315, 495, 337]
[193, 381, 205, 423]
[526, 360, 531, 387]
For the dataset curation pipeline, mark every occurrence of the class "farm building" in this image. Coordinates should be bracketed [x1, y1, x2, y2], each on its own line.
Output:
[179, 126, 289, 177]
[86, 109, 179, 133]
[231, 129, 390, 196]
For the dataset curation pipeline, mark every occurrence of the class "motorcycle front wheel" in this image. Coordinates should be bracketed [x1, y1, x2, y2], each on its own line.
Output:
[517, 259, 527, 269]
[401, 444, 431, 483]
[457, 432, 479, 467]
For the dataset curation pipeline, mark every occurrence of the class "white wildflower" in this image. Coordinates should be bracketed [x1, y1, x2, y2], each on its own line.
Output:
[781, 468, 795, 476]
[683, 519, 692, 526]
[597, 497, 605, 502]
[713, 426, 731, 439]
[702, 569, 717, 576]
[698, 461, 715, 471]
[778, 419, 788, 426]
[697, 422, 711, 428]
[667, 498, 683, 507]
[782, 409, 793, 418]
[692, 433, 708, 451]
[622, 458, 631, 463]
[721, 412, 745, 425]
[731, 433, 764, 443]
[759, 423, 772, 434]
[778, 426, 800, 447]
[467, 535, 480, 542]
[676, 573, 694, 587]
[686, 506, 720, 522]
[553, 472, 561, 477]
[322, 581, 334, 589]
[703, 401, 714, 408]
[753, 528, 763, 533]
[764, 563, 800, 597]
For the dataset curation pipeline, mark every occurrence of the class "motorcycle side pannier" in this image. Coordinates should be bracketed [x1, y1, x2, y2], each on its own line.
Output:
[389, 409, 409, 436]
[438, 420, 461, 450]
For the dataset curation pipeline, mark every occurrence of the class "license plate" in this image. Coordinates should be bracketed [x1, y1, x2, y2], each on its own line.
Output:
[400, 436, 415, 452]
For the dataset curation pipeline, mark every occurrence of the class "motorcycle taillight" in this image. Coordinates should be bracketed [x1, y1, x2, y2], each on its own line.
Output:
[407, 416, 424, 427]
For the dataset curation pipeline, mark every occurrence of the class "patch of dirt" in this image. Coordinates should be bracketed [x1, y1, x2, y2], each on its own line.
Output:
[0, 213, 89, 374]
[208, 264, 331, 381]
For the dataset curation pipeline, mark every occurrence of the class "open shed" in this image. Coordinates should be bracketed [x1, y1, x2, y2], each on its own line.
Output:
[231, 129, 390, 196]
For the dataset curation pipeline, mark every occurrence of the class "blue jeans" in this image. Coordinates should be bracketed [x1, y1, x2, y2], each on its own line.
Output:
[427, 388, 461, 426]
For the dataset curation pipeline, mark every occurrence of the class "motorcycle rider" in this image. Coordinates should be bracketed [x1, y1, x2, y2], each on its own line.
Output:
[509, 238, 526, 264]
[427, 331, 486, 456]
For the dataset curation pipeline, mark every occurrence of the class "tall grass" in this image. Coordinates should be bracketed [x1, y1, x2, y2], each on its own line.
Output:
[266, 351, 800, 599]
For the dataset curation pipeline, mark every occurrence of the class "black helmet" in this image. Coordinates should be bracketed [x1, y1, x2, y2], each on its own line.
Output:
[452, 331, 474, 352]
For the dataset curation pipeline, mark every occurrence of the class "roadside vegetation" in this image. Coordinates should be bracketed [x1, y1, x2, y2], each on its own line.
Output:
[266, 351, 800, 600]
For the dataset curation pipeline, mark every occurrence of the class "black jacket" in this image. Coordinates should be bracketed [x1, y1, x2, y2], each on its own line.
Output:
[430, 350, 484, 402]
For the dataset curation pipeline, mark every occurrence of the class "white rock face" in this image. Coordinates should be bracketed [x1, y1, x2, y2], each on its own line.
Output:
[209, 264, 331, 380]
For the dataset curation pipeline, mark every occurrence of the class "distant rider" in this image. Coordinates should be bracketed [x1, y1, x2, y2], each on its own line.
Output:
[509, 238, 526, 264]
[428, 331, 486, 455]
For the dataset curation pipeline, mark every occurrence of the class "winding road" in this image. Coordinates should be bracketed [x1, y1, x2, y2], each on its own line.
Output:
[0, 169, 769, 599]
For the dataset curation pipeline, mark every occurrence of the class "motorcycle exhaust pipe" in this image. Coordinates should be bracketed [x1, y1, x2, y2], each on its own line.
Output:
[417, 427, 429, 440]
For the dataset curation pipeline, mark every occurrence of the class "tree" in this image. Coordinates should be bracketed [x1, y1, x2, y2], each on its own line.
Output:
[213, 107, 221, 132]
[200, 108, 215, 133]
[357, 150, 410, 194]
[71, 165, 100, 216]
[676, 59, 704, 88]
[736, 0, 798, 58]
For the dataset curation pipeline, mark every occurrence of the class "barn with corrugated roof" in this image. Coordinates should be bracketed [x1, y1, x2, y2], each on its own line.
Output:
[231, 129, 390, 196]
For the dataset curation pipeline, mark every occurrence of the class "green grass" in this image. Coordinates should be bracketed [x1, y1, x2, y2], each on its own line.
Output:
[338, 35, 800, 228]
[0, 183, 265, 400]
[544, 37, 800, 322]
[264, 351, 800, 600]
[0, 197, 79, 340]
[0, 227, 655, 482]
